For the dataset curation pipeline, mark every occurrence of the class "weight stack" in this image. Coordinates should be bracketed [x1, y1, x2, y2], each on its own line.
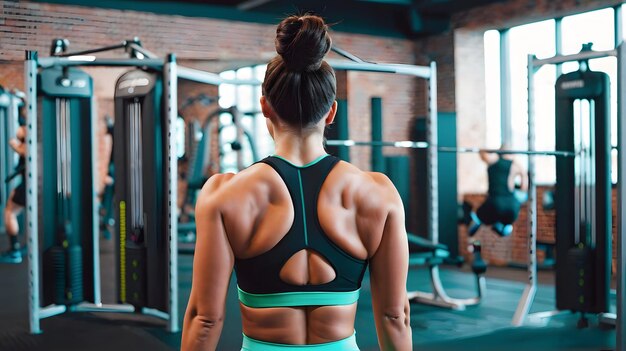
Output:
[554, 67, 611, 314]
[38, 66, 94, 306]
[114, 69, 168, 311]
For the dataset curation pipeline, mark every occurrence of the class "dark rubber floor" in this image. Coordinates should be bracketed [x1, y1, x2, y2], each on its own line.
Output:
[0, 237, 617, 350]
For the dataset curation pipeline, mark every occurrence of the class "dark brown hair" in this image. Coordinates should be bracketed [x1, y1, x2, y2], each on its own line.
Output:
[262, 14, 336, 130]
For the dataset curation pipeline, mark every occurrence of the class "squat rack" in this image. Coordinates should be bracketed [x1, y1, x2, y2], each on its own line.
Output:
[328, 51, 487, 310]
[512, 45, 625, 351]
[23, 46, 259, 334]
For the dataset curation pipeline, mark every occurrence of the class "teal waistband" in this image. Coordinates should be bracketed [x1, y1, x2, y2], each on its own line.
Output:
[237, 286, 360, 308]
[242, 332, 359, 351]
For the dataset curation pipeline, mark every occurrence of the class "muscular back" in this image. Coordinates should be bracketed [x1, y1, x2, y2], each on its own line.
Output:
[183, 159, 411, 349]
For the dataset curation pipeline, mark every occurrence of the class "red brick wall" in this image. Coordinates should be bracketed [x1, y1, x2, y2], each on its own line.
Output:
[460, 186, 617, 273]
[0, 0, 419, 184]
[414, 30, 456, 115]
[453, 0, 623, 30]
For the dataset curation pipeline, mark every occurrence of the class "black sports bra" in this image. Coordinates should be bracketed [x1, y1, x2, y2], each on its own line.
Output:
[234, 155, 368, 308]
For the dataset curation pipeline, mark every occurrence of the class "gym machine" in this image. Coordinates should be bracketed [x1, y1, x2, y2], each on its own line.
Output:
[24, 38, 259, 334]
[554, 45, 611, 327]
[99, 115, 115, 240]
[328, 48, 485, 310]
[39, 62, 96, 308]
[513, 44, 625, 349]
[0, 87, 23, 234]
[114, 67, 171, 314]
[178, 103, 259, 253]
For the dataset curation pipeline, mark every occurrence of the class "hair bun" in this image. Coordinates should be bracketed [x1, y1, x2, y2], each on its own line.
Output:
[275, 15, 331, 72]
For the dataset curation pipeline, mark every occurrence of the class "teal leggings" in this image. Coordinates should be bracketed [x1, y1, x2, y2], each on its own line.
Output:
[241, 332, 359, 351]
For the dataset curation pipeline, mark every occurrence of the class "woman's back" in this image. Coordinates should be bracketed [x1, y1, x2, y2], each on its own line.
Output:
[181, 13, 412, 351]
[213, 156, 391, 343]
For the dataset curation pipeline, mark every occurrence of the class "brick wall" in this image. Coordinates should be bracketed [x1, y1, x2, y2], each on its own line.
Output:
[454, 28, 489, 195]
[453, 0, 623, 30]
[0, 0, 419, 186]
[460, 186, 617, 274]
[414, 30, 456, 115]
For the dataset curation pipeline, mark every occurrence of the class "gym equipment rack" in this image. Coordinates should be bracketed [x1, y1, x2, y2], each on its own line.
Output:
[24, 39, 259, 334]
[511, 44, 625, 351]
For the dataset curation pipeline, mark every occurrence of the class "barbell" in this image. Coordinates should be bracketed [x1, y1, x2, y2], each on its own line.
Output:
[324, 139, 579, 157]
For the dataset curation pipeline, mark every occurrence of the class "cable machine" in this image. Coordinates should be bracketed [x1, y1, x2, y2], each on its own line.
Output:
[24, 39, 177, 334]
[554, 46, 611, 327]
[513, 45, 625, 351]
[39, 63, 96, 308]
[114, 68, 168, 312]
[178, 104, 259, 253]
[24, 39, 260, 334]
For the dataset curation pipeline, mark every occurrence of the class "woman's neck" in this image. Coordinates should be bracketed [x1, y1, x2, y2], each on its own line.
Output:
[272, 129, 327, 166]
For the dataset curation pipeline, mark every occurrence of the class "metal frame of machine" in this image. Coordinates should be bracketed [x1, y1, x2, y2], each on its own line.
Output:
[329, 48, 486, 310]
[512, 45, 626, 351]
[23, 41, 259, 334]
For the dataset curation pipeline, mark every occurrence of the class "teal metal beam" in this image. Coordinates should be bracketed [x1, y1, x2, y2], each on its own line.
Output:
[371, 97, 385, 173]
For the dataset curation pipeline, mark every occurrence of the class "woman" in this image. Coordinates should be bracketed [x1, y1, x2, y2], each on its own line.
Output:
[1, 120, 26, 264]
[468, 148, 528, 237]
[182, 14, 412, 351]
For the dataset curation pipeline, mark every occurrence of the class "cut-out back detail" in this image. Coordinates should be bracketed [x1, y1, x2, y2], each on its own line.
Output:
[234, 155, 368, 308]
[279, 249, 337, 286]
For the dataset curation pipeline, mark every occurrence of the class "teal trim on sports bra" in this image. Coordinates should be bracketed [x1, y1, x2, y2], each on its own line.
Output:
[297, 169, 309, 246]
[241, 332, 359, 351]
[270, 154, 329, 168]
[238, 286, 360, 308]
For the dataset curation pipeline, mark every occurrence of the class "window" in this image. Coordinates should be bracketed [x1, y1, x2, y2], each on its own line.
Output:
[561, 8, 615, 56]
[487, 5, 622, 184]
[620, 4, 626, 40]
[219, 65, 272, 173]
[175, 116, 185, 159]
[484, 30, 501, 149]
[508, 19, 556, 184]
[561, 8, 617, 183]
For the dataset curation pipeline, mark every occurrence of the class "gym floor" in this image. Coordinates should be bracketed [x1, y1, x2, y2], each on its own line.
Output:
[0, 237, 616, 351]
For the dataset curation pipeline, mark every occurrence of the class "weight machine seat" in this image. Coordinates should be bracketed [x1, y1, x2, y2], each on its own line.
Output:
[407, 233, 450, 266]
[405, 233, 485, 311]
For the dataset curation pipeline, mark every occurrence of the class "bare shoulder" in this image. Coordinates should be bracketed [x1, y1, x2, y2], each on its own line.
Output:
[511, 158, 526, 172]
[333, 161, 403, 213]
[330, 162, 404, 257]
[195, 163, 277, 212]
[361, 171, 403, 208]
[196, 173, 236, 204]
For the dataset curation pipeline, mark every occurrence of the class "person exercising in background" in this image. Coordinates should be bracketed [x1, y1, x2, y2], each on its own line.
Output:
[182, 14, 412, 351]
[98, 115, 115, 240]
[1, 119, 27, 264]
[468, 146, 528, 237]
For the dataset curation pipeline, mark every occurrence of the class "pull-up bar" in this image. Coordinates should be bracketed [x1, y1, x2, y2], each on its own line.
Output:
[324, 139, 578, 157]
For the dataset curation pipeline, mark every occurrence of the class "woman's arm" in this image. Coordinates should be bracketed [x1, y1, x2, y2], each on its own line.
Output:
[98, 131, 113, 194]
[9, 126, 27, 156]
[367, 176, 412, 351]
[513, 161, 529, 191]
[479, 150, 498, 165]
[181, 175, 235, 351]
